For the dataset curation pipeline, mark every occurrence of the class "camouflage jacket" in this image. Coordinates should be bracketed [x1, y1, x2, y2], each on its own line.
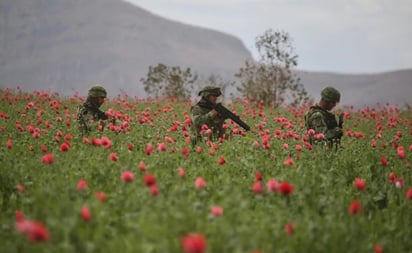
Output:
[76, 101, 108, 136]
[190, 98, 225, 145]
[304, 105, 342, 142]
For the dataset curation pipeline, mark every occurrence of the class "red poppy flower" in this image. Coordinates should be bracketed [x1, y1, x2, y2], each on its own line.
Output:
[374, 244, 383, 253]
[284, 221, 296, 235]
[143, 173, 156, 187]
[77, 179, 88, 191]
[278, 181, 294, 196]
[181, 233, 207, 253]
[353, 178, 366, 191]
[218, 156, 226, 165]
[407, 188, 412, 200]
[348, 200, 363, 215]
[95, 191, 107, 203]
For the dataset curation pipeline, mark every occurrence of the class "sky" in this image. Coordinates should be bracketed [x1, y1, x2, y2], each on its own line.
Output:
[124, 0, 411, 74]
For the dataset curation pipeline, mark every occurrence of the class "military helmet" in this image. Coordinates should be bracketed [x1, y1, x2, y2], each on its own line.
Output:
[321, 86, 340, 102]
[198, 85, 222, 97]
[88, 85, 107, 98]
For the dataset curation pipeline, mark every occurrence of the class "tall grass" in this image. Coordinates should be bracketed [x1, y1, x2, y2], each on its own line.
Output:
[0, 88, 411, 253]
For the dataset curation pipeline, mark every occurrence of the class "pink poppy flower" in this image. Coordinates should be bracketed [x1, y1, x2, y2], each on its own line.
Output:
[195, 177, 207, 189]
[210, 206, 223, 217]
[6, 139, 12, 149]
[157, 142, 167, 152]
[41, 153, 54, 164]
[121, 171, 134, 182]
[76, 179, 88, 191]
[80, 206, 91, 221]
[397, 146, 405, 159]
[178, 167, 186, 178]
[252, 181, 263, 194]
[195, 146, 203, 154]
[145, 143, 153, 155]
[150, 185, 159, 196]
[283, 156, 295, 166]
[109, 152, 118, 161]
[139, 161, 147, 171]
[266, 178, 279, 192]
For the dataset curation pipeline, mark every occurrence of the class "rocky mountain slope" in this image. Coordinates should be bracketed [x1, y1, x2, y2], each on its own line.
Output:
[0, 0, 410, 108]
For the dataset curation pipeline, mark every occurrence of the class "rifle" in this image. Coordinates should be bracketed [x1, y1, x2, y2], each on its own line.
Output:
[204, 100, 250, 131]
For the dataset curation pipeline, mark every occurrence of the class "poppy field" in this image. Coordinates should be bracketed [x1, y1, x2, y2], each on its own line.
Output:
[0, 87, 411, 253]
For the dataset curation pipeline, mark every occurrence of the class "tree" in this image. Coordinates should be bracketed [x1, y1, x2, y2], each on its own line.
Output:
[235, 29, 311, 106]
[141, 64, 198, 99]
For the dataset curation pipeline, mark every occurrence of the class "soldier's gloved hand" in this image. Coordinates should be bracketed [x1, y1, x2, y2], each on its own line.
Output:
[209, 109, 219, 117]
[335, 127, 343, 138]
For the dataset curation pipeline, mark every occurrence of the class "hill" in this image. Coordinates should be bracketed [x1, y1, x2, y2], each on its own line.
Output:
[0, 0, 252, 96]
[0, 0, 410, 108]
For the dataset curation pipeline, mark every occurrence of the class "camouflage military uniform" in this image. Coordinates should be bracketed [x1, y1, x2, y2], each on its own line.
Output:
[305, 105, 342, 142]
[304, 86, 343, 146]
[77, 86, 108, 136]
[190, 86, 225, 145]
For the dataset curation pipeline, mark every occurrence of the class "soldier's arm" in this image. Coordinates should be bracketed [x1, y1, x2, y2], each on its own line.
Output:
[326, 127, 343, 140]
[77, 107, 90, 135]
[307, 112, 328, 135]
[95, 109, 108, 120]
[191, 106, 217, 129]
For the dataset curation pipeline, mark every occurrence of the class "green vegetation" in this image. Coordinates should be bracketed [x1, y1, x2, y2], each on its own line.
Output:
[0, 88, 411, 253]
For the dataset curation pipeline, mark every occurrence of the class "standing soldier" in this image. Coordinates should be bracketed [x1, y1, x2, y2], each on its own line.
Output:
[77, 85, 110, 136]
[305, 86, 343, 148]
[190, 86, 226, 146]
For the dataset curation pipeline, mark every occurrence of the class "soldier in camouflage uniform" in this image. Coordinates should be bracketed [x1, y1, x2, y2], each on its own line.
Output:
[77, 85, 109, 136]
[190, 86, 226, 146]
[304, 86, 343, 147]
